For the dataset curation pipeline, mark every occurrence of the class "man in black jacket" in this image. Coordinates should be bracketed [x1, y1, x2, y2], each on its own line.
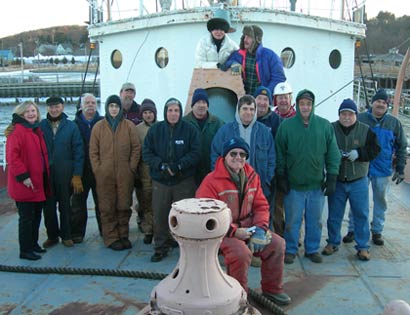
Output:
[142, 98, 200, 262]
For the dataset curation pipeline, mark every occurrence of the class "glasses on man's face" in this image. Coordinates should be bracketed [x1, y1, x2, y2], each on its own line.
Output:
[229, 151, 247, 158]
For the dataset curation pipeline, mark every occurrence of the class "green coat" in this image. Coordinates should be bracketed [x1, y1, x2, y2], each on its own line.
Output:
[275, 89, 340, 191]
[183, 111, 224, 185]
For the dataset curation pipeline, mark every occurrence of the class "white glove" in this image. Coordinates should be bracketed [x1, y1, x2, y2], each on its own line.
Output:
[347, 149, 359, 162]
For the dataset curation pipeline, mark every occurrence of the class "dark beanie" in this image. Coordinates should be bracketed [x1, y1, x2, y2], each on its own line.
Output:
[338, 98, 357, 114]
[141, 98, 157, 118]
[105, 95, 122, 111]
[254, 86, 272, 104]
[191, 88, 209, 107]
[222, 137, 250, 159]
[372, 89, 389, 104]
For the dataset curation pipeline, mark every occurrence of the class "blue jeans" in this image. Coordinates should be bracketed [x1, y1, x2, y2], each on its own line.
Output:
[327, 177, 370, 250]
[284, 189, 325, 255]
[347, 176, 389, 234]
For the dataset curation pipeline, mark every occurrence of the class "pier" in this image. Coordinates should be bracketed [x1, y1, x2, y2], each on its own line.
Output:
[0, 81, 100, 98]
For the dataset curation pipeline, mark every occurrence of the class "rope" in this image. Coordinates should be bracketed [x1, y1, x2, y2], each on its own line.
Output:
[0, 264, 287, 315]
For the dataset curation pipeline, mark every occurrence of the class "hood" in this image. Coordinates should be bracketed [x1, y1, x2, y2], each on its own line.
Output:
[235, 99, 257, 128]
[163, 97, 183, 125]
[295, 89, 315, 121]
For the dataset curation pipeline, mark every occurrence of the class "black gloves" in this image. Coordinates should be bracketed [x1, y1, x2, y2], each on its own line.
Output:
[322, 174, 337, 196]
[392, 171, 405, 185]
[276, 175, 290, 194]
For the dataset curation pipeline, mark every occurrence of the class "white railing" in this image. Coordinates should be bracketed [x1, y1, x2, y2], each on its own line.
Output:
[0, 140, 6, 171]
[88, 0, 364, 24]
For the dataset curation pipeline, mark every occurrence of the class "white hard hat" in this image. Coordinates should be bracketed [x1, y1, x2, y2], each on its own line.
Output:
[274, 81, 293, 96]
[383, 300, 410, 315]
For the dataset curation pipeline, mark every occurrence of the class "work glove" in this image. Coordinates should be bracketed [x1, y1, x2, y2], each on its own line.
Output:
[249, 227, 271, 253]
[231, 63, 242, 76]
[234, 227, 252, 241]
[322, 174, 337, 196]
[160, 163, 169, 172]
[276, 175, 290, 194]
[168, 163, 181, 177]
[217, 62, 228, 71]
[71, 175, 84, 194]
[392, 171, 405, 185]
[346, 149, 359, 162]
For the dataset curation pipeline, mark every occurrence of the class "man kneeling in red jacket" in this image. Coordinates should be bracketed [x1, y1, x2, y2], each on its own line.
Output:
[196, 136, 291, 306]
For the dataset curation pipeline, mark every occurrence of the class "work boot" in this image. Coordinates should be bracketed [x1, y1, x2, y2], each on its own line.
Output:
[20, 252, 41, 261]
[43, 238, 59, 248]
[263, 292, 292, 306]
[151, 250, 168, 262]
[121, 238, 132, 249]
[72, 237, 84, 244]
[321, 244, 339, 256]
[357, 249, 371, 261]
[372, 233, 384, 246]
[33, 245, 47, 253]
[284, 253, 296, 264]
[109, 240, 124, 251]
[143, 234, 153, 245]
[305, 252, 323, 263]
[62, 239, 74, 247]
[342, 231, 354, 243]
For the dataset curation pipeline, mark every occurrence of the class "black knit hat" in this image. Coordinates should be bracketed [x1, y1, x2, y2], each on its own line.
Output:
[371, 89, 389, 104]
[191, 88, 209, 107]
[222, 137, 250, 159]
[141, 98, 157, 119]
[105, 95, 122, 111]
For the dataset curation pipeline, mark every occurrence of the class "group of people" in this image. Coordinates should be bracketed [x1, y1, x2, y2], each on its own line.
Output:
[4, 10, 408, 309]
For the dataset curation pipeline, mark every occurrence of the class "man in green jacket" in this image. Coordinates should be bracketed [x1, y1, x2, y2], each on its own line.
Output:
[275, 89, 341, 264]
[183, 88, 224, 186]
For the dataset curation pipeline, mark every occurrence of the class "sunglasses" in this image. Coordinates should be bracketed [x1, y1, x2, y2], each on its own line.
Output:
[229, 151, 247, 158]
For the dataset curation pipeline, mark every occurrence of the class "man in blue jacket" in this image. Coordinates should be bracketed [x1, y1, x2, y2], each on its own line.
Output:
[143, 98, 200, 262]
[224, 25, 286, 95]
[40, 96, 84, 248]
[211, 95, 275, 211]
[343, 89, 407, 246]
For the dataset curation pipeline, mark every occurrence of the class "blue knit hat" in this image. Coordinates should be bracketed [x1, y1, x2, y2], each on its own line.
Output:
[222, 137, 250, 159]
[372, 89, 389, 104]
[191, 88, 209, 107]
[254, 86, 272, 104]
[338, 98, 357, 114]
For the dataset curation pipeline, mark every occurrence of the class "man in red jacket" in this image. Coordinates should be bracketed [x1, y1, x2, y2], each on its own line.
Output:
[196, 137, 291, 306]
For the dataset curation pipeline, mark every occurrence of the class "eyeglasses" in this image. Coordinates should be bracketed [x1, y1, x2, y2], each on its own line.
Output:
[229, 151, 247, 158]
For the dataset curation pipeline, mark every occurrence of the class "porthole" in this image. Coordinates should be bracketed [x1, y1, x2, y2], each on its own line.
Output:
[111, 49, 122, 69]
[155, 47, 169, 68]
[280, 47, 295, 69]
[329, 49, 341, 69]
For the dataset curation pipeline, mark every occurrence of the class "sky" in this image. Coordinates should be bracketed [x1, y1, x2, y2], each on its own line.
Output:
[0, 0, 409, 39]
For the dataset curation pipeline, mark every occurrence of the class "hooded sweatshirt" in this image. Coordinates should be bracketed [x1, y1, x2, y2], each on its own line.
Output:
[275, 89, 341, 190]
[142, 98, 201, 185]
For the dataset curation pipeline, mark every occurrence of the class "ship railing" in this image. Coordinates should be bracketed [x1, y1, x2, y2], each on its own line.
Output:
[89, 0, 364, 24]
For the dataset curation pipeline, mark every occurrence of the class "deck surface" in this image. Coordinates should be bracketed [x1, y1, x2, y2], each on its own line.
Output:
[0, 182, 409, 315]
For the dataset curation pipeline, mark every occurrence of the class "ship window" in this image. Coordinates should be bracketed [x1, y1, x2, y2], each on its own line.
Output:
[111, 50, 122, 69]
[329, 49, 341, 69]
[280, 47, 295, 69]
[155, 47, 169, 68]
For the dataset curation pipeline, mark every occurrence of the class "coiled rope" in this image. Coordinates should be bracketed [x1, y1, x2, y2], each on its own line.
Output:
[0, 264, 287, 315]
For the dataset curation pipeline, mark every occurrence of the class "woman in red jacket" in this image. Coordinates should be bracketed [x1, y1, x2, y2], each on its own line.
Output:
[5, 101, 50, 260]
[196, 136, 291, 306]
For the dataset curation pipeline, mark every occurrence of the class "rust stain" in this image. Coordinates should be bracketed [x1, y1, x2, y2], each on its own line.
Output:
[48, 302, 128, 315]
[0, 303, 17, 315]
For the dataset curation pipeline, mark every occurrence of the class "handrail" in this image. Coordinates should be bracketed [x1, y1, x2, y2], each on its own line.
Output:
[0, 140, 6, 171]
